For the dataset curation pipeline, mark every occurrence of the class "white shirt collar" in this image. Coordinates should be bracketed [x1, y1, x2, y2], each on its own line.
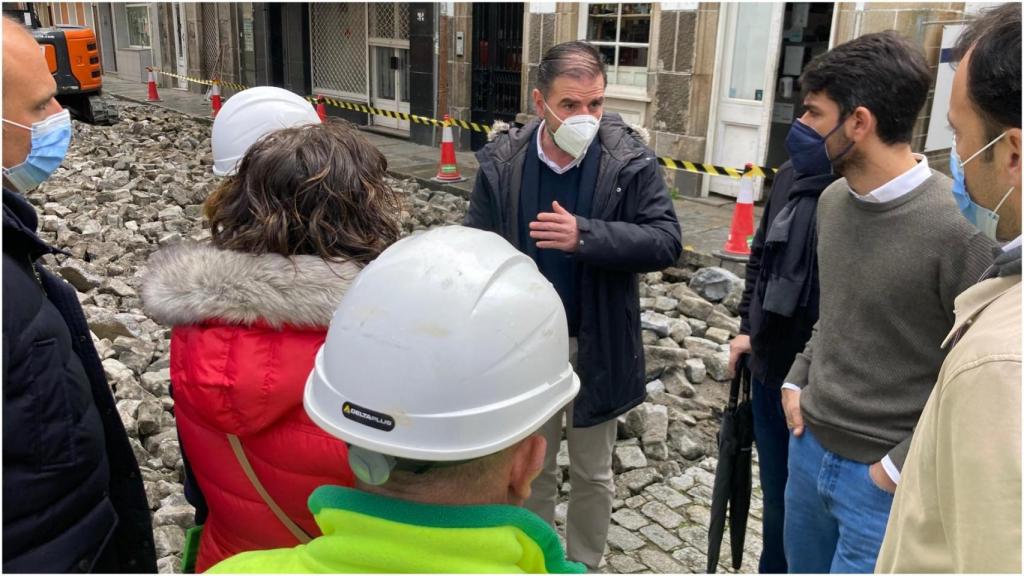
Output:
[1003, 235, 1022, 253]
[536, 121, 584, 174]
[848, 154, 931, 203]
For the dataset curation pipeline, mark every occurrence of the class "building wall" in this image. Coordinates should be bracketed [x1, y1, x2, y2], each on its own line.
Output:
[442, 2, 473, 150]
[522, 2, 709, 192]
[33, 2, 95, 27]
[185, 3, 244, 96]
[520, 1, 983, 195]
[651, 3, 718, 195]
[522, 2, 582, 122]
[153, 4, 176, 89]
[408, 2, 437, 147]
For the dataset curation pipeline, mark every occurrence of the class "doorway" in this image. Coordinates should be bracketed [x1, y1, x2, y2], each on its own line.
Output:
[764, 3, 837, 170]
[237, 3, 257, 87]
[706, 2, 835, 198]
[368, 3, 410, 133]
[470, 2, 524, 150]
[97, 3, 117, 73]
[171, 3, 188, 89]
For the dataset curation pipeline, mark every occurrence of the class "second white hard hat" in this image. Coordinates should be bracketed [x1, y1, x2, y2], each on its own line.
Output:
[210, 86, 321, 177]
[304, 226, 579, 463]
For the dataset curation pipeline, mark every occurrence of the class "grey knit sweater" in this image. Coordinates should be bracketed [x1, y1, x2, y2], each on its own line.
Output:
[785, 171, 997, 469]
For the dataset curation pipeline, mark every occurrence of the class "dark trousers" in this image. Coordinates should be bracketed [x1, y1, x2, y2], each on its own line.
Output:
[751, 378, 789, 573]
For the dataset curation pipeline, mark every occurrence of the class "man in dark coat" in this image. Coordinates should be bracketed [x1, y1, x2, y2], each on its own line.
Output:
[2, 17, 156, 573]
[728, 157, 837, 573]
[463, 40, 681, 569]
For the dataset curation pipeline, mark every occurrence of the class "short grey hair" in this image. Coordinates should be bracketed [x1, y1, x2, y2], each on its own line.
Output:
[536, 41, 607, 95]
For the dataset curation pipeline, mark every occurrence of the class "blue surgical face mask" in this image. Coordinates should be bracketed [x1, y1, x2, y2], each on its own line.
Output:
[784, 117, 853, 176]
[950, 131, 1014, 241]
[2, 109, 72, 192]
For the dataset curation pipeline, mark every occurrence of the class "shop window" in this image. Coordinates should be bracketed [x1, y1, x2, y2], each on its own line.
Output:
[126, 4, 150, 48]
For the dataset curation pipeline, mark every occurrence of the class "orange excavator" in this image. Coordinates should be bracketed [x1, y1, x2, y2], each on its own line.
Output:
[3, 4, 118, 125]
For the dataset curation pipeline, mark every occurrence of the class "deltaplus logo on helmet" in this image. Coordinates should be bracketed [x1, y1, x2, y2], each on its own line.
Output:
[342, 402, 396, 432]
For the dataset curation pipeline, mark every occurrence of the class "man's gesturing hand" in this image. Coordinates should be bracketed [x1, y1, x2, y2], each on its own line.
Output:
[529, 201, 580, 252]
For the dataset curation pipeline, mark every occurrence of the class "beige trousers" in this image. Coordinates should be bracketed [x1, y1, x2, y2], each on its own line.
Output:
[524, 338, 617, 569]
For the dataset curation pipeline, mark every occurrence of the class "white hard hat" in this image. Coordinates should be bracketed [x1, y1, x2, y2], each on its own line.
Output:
[304, 226, 579, 466]
[211, 86, 321, 177]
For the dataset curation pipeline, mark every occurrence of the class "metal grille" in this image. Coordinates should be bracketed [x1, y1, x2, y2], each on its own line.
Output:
[369, 3, 408, 40]
[311, 3, 367, 97]
[397, 4, 409, 40]
[471, 3, 524, 150]
[199, 3, 221, 80]
[370, 3, 394, 39]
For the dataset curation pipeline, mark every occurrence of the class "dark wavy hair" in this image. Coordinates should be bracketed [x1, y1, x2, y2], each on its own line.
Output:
[204, 119, 402, 265]
[800, 31, 931, 145]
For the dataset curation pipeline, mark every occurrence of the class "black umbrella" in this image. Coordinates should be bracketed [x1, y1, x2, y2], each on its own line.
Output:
[706, 354, 754, 573]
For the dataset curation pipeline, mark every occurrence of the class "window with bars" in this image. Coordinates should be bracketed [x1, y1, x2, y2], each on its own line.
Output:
[311, 3, 368, 99]
[126, 4, 150, 48]
[369, 3, 409, 42]
[584, 3, 651, 89]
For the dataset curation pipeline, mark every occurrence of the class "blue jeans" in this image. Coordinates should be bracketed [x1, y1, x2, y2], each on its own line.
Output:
[751, 379, 788, 573]
[784, 428, 895, 573]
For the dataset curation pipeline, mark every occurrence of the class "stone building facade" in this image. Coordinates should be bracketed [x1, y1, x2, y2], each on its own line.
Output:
[46, 2, 1004, 198]
[519, 2, 997, 197]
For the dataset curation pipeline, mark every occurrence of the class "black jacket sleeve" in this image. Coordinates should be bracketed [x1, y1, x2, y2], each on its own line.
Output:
[739, 163, 794, 335]
[574, 160, 682, 273]
[463, 167, 498, 233]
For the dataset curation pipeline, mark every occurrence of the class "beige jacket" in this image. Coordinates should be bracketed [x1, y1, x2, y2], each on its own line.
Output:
[877, 273, 1021, 573]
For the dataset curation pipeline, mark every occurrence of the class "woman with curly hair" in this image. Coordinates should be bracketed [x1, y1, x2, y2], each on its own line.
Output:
[142, 120, 402, 572]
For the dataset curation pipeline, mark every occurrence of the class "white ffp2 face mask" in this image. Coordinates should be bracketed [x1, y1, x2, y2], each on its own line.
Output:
[544, 103, 601, 159]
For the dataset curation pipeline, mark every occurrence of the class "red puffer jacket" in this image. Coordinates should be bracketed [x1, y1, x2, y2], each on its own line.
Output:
[142, 243, 360, 572]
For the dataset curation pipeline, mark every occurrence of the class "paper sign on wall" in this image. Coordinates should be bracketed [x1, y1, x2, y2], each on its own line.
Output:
[783, 46, 805, 76]
[772, 102, 795, 124]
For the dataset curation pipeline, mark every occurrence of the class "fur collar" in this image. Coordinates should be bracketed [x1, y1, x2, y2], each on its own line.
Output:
[142, 242, 361, 328]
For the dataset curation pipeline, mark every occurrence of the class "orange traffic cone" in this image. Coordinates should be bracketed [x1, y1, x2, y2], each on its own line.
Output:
[146, 67, 161, 102]
[432, 115, 466, 183]
[316, 95, 327, 122]
[210, 81, 222, 118]
[719, 163, 756, 259]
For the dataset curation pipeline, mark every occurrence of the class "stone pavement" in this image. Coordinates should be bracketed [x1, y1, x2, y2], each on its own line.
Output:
[102, 73, 763, 270]
[104, 73, 214, 120]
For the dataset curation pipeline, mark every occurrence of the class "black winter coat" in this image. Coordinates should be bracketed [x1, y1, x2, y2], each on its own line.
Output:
[3, 188, 156, 573]
[464, 114, 682, 427]
[737, 162, 835, 388]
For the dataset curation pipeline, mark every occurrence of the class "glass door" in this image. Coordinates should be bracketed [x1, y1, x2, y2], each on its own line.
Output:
[368, 3, 410, 132]
[237, 3, 257, 88]
[706, 2, 784, 198]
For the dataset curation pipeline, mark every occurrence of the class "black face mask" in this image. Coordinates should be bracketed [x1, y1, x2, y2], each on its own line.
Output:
[784, 117, 853, 175]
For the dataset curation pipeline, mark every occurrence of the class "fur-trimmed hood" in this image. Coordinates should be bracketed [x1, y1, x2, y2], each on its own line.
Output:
[142, 242, 361, 328]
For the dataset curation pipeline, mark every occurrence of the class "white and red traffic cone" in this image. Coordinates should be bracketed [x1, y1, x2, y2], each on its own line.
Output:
[210, 81, 222, 118]
[432, 115, 466, 183]
[146, 67, 161, 102]
[316, 95, 327, 122]
[719, 163, 756, 259]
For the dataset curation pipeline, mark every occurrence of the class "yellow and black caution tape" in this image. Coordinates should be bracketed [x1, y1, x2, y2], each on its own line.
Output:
[149, 69, 776, 179]
[152, 70, 249, 91]
[304, 94, 492, 133]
